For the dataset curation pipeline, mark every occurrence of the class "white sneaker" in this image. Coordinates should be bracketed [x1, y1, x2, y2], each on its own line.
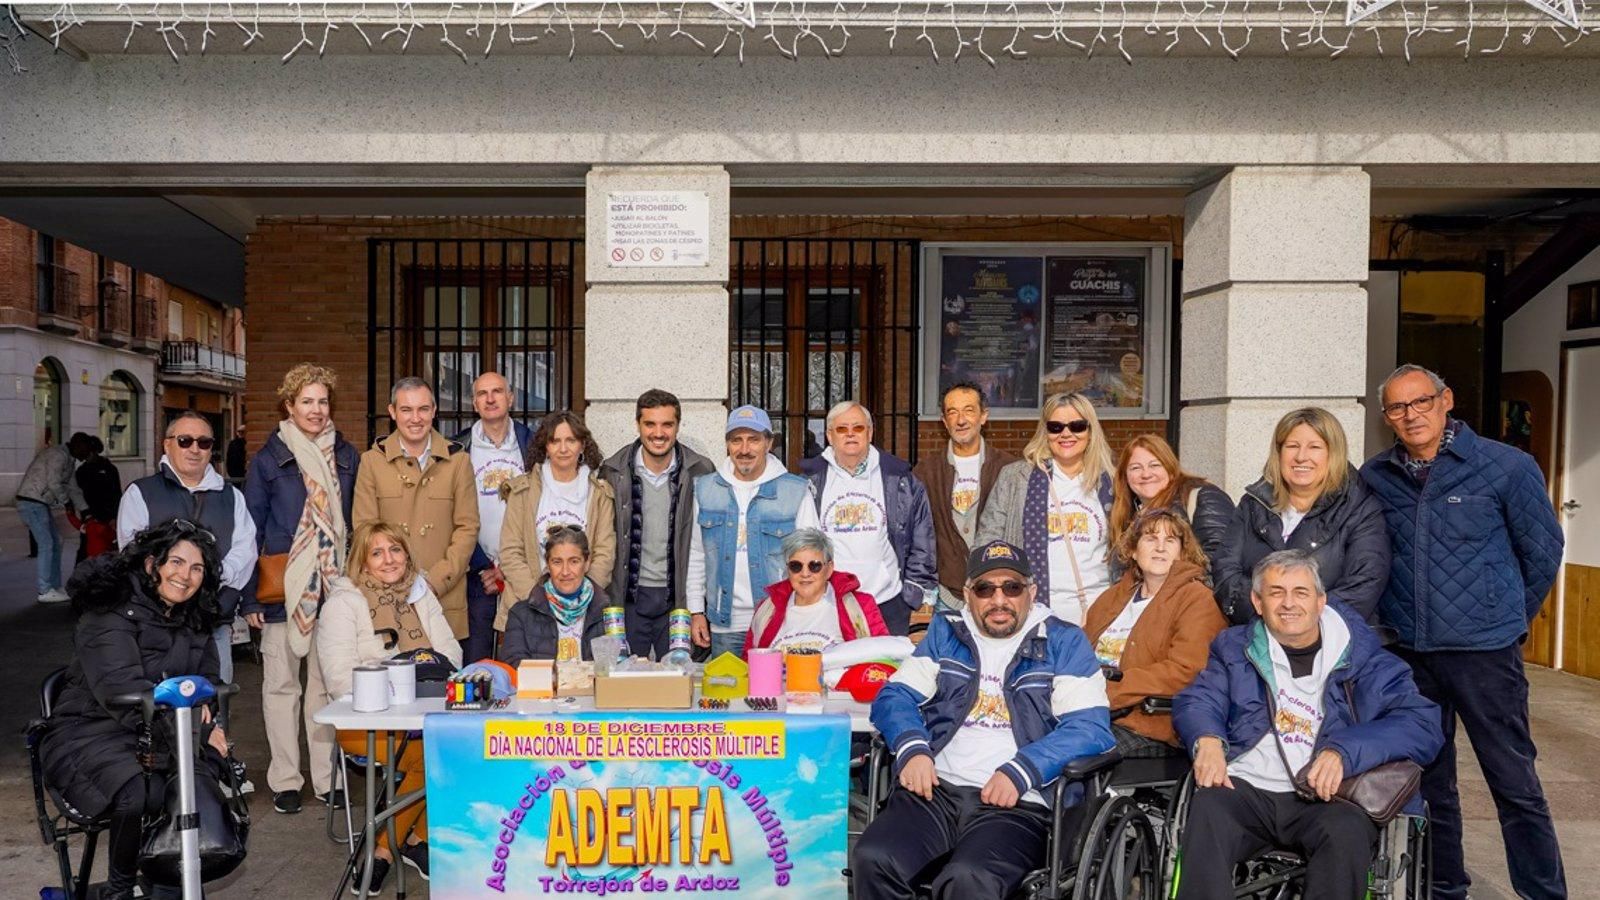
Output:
[36, 589, 70, 604]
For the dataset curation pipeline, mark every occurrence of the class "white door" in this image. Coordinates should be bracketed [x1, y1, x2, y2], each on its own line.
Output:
[1558, 344, 1600, 676]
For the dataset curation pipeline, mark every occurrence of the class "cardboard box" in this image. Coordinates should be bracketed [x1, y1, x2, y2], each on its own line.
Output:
[517, 660, 554, 699]
[594, 672, 693, 709]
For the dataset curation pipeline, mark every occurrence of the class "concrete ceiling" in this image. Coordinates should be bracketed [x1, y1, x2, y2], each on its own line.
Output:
[3, 174, 1599, 309]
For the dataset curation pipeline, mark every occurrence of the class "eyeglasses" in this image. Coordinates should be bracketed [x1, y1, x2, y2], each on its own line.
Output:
[831, 424, 867, 436]
[1045, 419, 1090, 435]
[1382, 392, 1441, 420]
[787, 559, 825, 574]
[170, 435, 216, 450]
[970, 579, 1029, 599]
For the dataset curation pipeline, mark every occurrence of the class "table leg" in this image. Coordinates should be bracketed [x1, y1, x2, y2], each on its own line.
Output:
[388, 730, 406, 900]
[358, 729, 378, 899]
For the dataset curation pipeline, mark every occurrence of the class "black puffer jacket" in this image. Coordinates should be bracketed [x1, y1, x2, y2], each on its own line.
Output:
[40, 560, 220, 819]
[499, 579, 609, 667]
[1212, 469, 1392, 625]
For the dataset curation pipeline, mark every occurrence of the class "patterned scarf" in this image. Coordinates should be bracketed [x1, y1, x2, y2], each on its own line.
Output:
[279, 420, 346, 654]
[357, 568, 429, 654]
[544, 578, 595, 627]
[1400, 418, 1462, 485]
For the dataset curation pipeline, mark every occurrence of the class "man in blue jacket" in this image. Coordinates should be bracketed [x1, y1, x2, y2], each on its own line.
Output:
[799, 400, 937, 636]
[1173, 550, 1443, 900]
[1360, 363, 1566, 900]
[855, 540, 1114, 900]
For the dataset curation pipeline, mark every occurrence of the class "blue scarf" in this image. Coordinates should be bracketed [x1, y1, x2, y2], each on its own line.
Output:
[544, 579, 594, 627]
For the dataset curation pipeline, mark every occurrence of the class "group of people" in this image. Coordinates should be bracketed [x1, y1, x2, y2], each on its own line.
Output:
[26, 358, 1567, 900]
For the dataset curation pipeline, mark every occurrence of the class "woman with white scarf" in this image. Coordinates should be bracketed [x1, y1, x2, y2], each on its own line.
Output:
[243, 363, 362, 817]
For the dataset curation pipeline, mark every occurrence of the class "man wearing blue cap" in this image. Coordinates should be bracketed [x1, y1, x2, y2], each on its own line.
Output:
[684, 406, 819, 659]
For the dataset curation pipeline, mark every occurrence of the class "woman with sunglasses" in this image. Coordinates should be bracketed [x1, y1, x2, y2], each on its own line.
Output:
[1212, 407, 1390, 624]
[977, 392, 1115, 626]
[1082, 509, 1227, 758]
[1108, 434, 1233, 577]
[744, 528, 888, 656]
[499, 525, 611, 667]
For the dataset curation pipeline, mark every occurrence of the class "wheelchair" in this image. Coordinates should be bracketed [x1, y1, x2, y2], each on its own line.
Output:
[27, 666, 242, 900]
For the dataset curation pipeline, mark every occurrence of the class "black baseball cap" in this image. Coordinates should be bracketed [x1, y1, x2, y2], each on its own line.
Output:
[966, 540, 1032, 582]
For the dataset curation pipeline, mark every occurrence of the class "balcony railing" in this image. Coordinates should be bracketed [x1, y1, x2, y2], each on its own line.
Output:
[98, 280, 131, 344]
[161, 340, 245, 381]
[36, 264, 81, 330]
[133, 294, 158, 339]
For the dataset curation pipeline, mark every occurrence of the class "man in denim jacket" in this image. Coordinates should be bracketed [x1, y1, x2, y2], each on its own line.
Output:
[855, 540, 1113, 900]
[684, 406, 818, 659]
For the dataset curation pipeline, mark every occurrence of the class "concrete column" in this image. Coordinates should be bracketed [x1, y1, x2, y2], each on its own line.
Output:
[584, 166, 730, 461]
[1180, 166, 1371, 497]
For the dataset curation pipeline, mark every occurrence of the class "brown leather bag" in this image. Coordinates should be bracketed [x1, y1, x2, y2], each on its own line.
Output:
[254, 553, 289, 605]
[1278, 681, 1423, 825]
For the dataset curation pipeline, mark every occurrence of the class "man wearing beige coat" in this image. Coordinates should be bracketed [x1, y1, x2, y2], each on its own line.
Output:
[353, 377, 480, 639]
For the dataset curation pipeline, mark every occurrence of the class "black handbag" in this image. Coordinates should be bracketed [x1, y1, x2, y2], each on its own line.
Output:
[139, 747, 251, 886]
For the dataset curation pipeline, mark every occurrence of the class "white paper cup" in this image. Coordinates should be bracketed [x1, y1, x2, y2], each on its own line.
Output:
[384, 659, 417, 705]
[352, 666, 390, 712]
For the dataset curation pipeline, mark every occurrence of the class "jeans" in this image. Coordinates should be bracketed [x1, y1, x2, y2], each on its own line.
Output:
[877, 593, 913, 636]
[1176, 781, 1379, 900]
[708, 629, 744, 660]
[17, 499, 61, 593]
[1398, 644, 1566, 900]
[462, 568, 500, 666]
[852, 783, 1054, 900]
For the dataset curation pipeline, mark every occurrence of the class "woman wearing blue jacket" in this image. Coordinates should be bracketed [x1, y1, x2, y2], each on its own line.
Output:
[242, 362, 360, 816]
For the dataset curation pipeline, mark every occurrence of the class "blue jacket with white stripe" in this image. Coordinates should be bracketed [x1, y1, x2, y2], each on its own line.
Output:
[870, 608, 1114, 803]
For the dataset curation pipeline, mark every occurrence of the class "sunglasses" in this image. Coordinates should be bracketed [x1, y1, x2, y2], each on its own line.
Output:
[971, 579, 1029, 599]
[787, 560, 826, 574]
[831, 424, 867, 436]
[170, 435, 216, 450]
[1045, 419, 1090, 436]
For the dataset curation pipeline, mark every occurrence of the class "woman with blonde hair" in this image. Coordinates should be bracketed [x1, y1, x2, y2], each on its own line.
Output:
[1109, 434, 1233, 575]
[243, 361, 360, 816]
[1212, 407, 1390, 624]
[977, 392, 1115, 625]
[318, 521, 461, 891]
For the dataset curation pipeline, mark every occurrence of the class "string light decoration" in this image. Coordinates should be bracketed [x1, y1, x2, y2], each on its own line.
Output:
[1, 0, 1596, 73]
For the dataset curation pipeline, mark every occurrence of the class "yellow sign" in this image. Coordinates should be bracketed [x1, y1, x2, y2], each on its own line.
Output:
[483, 718, 785, 761]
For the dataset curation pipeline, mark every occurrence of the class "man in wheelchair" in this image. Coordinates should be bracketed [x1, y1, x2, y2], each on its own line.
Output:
[1171, 549, 1443, 900]
[853, 540, 1115, 900]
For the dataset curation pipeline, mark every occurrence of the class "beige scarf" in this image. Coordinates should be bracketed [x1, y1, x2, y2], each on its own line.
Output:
[280, 420, 346, 656]
[357, 569, 430, 655]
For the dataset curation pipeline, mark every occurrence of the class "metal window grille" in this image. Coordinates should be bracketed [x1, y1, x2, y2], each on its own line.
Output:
[729, 238, 922, 466]
[366, 239, 584, 444]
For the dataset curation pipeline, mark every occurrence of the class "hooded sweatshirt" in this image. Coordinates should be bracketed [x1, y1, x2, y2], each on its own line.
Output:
[685, 454, 819, 635]
[817, 446, 903, 604]
[1227, 605, 1352, 793]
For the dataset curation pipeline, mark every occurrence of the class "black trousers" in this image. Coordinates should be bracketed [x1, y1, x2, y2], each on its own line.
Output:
[1398, 644, 1566, 900]
[106, 775, 165, 898]
[462, 569, 499, 666]
[624, 585, 673, 658]
[877, 594, 912, 637]
[1176, 781, 1378, 900]
[852, 783, 1053, 900]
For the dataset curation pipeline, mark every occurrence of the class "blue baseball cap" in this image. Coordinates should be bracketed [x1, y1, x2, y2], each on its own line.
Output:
[725, 405, 773, 435]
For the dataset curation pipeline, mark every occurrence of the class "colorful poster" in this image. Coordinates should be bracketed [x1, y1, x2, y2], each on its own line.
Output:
[423, 712, 851, 898]
[938, 255, 1044, 409]
[1043, 257, 1147, 408]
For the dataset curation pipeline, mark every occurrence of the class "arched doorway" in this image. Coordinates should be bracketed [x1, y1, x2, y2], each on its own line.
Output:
[33, 357, 66, 449]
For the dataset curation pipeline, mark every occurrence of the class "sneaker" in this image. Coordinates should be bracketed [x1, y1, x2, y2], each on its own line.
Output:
[350, 856, 391, 895]
[399, 841, 429, 881]
[273, 790, 302, 814]
[317, 789, 347, 810]
[36, 588, 70, 604]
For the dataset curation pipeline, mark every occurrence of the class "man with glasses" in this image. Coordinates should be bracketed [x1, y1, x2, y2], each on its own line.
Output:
[914, 382, 1017, 612]
[1360, 363, 1566, 900]
[854, 540, 1113, 900]
[799, 401, 937, 636]
[118, 411, 257, 686]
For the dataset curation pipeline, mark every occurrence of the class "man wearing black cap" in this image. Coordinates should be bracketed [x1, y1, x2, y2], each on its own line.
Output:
[855, 540, 1114, 900]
